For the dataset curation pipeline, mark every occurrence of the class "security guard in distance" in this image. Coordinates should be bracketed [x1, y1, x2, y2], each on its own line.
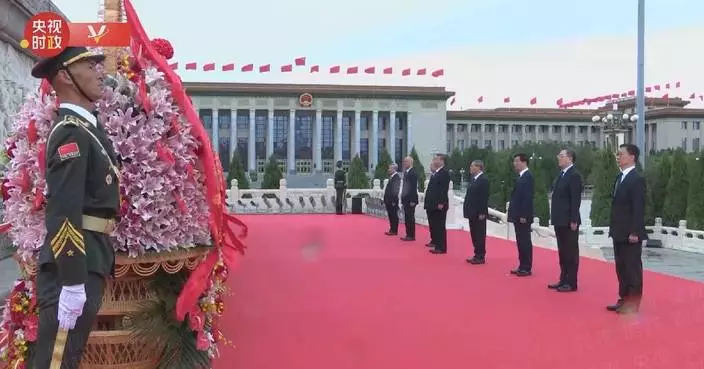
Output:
[29, 47, 121, 369]
[334, 160, 347, 215]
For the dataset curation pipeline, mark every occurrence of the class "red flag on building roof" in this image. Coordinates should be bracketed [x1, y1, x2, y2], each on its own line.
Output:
[259, 64, 271, 73]
[477, 96, 484, 103]
[556, 98, 563, 106]
[330, 65, 340, 73]
[295, 57, 306, 66]
[364, 67, 375, 74]
[310, 65, 320, 73]
[222, 63, 235, 71]
[530, 97, 537, 105]
[347, 66, 358, 74]
[383, 67, 393, 74]
[401, 68, 411, 76]
[503, 97, 510, 103]
[281, 64, 293, 72]
[185, 62, 196, 70]
[676, 81, 681, 88]
[203, 63, 215, 71]
[431, 69, 444, 77]
[169, 62, 178, 70]
[417, 68, 427, 75]
[241, 64, 254, 72]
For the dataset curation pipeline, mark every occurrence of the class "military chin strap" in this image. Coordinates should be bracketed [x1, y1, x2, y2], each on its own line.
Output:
[62, 67, 96, 103]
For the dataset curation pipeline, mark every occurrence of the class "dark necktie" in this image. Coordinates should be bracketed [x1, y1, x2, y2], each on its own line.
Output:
[613, 172, 623, 195]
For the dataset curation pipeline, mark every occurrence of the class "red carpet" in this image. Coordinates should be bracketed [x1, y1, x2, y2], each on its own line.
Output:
[213, 214, 704, 369]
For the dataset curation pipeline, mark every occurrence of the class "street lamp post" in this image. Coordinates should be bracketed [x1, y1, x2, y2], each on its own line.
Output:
[591, 103, 638, 153]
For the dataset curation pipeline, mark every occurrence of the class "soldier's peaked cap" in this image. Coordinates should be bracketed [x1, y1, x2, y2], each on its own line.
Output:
[31, 47, 105, 79]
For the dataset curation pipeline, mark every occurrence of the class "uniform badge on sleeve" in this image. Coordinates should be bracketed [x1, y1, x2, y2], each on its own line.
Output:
[106, 174, 113, 184]
[58, 142, 80, 161]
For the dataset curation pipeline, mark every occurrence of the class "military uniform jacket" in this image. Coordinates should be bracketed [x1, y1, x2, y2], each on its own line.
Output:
[334, 169, 347, 189]
[40, 106, 121, 286]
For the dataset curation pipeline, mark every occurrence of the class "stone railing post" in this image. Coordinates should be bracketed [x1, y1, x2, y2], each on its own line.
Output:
[278, 178, 287, 202]
[446, 181, 456, 227]
[653, 218, 663, 239]
[424, 179, 430, 193]
[582, 219, 592, 246]
[372, 178, 381, 191]
[505, 201, 511, 240]
[382, 178, 389, 190]
[228, 179, 239, 210]
[678, 220, 687, 249]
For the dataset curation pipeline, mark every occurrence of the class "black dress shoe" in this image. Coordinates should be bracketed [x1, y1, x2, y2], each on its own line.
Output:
[556, 284, 577, 292]
[606, 299, 625, 312]
[547, 282, 563, 289]
[425, 243, 436, 248]
[466, 257, 485, 264]
[515, 270, 532, 277]
[385, 231, 398, 236]
[400, 236, 415, 241]
[429, 249, 447, 254]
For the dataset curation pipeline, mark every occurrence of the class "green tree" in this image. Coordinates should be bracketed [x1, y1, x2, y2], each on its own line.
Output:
[446, 147, 464, 189]
[589, 149, 618, 226]
[484, 150, 513, 211]
[374, 149, 394, 183]
[409, 146, 427, 192]
[261, 154, 283, 189]
[648, 151, 671, 221]
[226, 150, 250, 190]
[686, 155, 704, 230]
[348, 155, 369, 189]
[574, 144, 595, 185]
[662, 150, 689, 226]
[532, 168, 550, 226]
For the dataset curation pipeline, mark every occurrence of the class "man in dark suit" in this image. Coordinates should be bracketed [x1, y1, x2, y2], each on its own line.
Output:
[507, 153, 534, 276]
[425, 161, 437, 248]
[384, 163, 401, 235]
[400, 156, 418, 241]
[334, 161, 347, 214]
[424, 153, 451, 254]
[549, 148, 583, 292]
[607, 144, 647, 314]
[464, 160, 490, 264]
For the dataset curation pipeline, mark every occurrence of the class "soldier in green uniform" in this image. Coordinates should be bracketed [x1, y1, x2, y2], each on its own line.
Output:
[29, 47, 121, 369]
[334, 160, 347, 214]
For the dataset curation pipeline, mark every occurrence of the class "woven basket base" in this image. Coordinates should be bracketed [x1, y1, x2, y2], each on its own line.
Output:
[78, 330, 161, 369]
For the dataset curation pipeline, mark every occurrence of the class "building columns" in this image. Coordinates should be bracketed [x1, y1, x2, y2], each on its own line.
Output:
[266, 110, 274, 158]
[314, 110, 323, 173]
[406, 112, 413, 154]
[212, 109, 219, 152]
[335, 110, 343, 163]
[353, 110, 361, 157]
[371, 110, 379, 170]
[248, 109, 256, 172]
[288, 109, 296, 173]
[389, 110, 396, 161]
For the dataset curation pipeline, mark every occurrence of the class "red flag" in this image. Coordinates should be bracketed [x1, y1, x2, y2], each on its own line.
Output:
[330, 65, 340, 73]
[383, 67, 393, 74]
[431, 69, 444, 77]
[241, 64, 254, 72]
[401, 68, 411, 76]
[310, 65, 320, 73]
[364, 67, 375, 74]
[662, 93, 669, 99]
[259, 64, 271, 73]
[281, 64, 293, 72]
[503, 97, 510, 103]
[221, 63, 235, 71]
[654, 85, 660, 91]
[185, 62, 197, 70]
[449, 97, 456, 105]
[295, 57, 306, 66]
[690, 93, 696, 99]
[203, 63, 215, 71]
[676, 81, 681, 88]
[347, 66, 358, 74]
[417, 68, 427, 75]
[665, 83, 671, 89]
[477, 96, 484, 103]
[627, 90, 635, 96]
[611, 93, 620, 98]
[556, 98, 563, 106]
[700, 95, 703, 101]
[645, 87, 652, 93]
[169, 62, 178, 70]
[530, 97, 537, 105]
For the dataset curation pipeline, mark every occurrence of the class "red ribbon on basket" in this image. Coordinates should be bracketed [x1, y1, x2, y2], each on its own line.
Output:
[123, 0, 247, 322]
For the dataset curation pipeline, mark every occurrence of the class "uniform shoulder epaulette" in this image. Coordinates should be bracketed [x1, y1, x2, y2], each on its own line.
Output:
[56, 115, 90, 128]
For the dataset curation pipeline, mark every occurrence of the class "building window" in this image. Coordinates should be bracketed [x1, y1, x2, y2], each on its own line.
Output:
[552, 126, 561, 134]
[540, 125, 548, 133]
[218, 109, 231, 129]
[255, 115, 266, 159]
[379, 115, 387, 131]
[693, 121, 701, 130]
[527, 125, 535, 133]
[236, 112, 249, 130]
[457, 139, 465, 151]
[219, 138, 230, 169]
[342, 116, 351, 160]
[693, 138, 700, 152]
[457, 124, 467, 132]
[295, 113, 313, 159]
[273, 114, 288, 158]
[499, 125, 508, 133]
[682, 121, 688, 130]
[360, 116, 369, 131]
[321, 116, 334, 159]
[579, 126, 587, 134]
[682, 138, 688, 151]
[471, 139, 478, 147]
[237, 138, 248, 170]
[484, 140, 492, 148]
[485, 125, 494, 133]
[360, 138, 369, 168]
[395, 138, 404, 163]
[511, 140, 518, 147]
[471, 124, 480, 133]
[447, 140, 452, 153]
[498, 140, 505, 150]
[199, 109, 212, 129]
[378, 138, 386, 161]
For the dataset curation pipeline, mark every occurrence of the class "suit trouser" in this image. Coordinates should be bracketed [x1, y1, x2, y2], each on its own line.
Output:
[468, 217, 487, 258]
[555, 225, 580, 286]
[385, 203, 399, 233]
[335, 188, 345, 214]
[429, 209, 448, 251]
[29, 267, 105, 369]
[426, 210, 435, 244]
[402, 203, 416, 238]
[513, 222, 533, 271]
[613, 240, 643, 299]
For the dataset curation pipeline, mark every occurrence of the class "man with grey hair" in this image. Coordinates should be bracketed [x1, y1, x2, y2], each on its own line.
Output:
[464, 160, 490, 264]
[425, 153, 451, 254]
[384, 163, 401, 235]
[400, 156, 418, 241]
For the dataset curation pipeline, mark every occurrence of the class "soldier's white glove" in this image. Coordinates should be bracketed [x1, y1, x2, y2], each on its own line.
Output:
[58, 284, 87, 330]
